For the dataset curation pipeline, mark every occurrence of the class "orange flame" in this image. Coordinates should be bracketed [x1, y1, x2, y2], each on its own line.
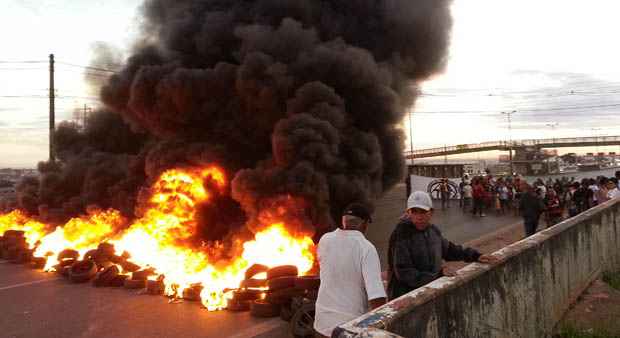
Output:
[1, 166, 316, 311]
[33, 209, 125, 270]
[0, 210, 48, 248]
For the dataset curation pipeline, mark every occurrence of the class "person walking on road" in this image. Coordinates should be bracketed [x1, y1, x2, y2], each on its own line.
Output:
[440, 178, 450, 210]
[314, 203, 386, 337]
[386, 191, 498, 300]
[519, 184, 546, 237]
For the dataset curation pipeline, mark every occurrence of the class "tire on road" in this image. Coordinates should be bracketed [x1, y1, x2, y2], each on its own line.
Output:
[69, 260, 98, 283]
[124, 278, 146, 289]
[57, 249, 80, 262]
[266, 265, 298, 280]
[294, 276, 320, 290]
[289, 301, 316, 338]
[267, 276, 296, 291]
[265, 287, 306, 305]
[131, 269, 155, 281]
[280, 301, 295, 322]
[250, 299, 280, 318]
[92, 265, 120, 287]
[231, 289, 264, 302]
[245, 264, 269, 279]
[239, 278, 267, 289]
[30, 257, 47, 269]
[226, 299, 251, 312]
[109, 274, 129, 287]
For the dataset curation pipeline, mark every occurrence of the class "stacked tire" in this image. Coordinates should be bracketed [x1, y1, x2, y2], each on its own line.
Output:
[249, 265, 301, 318]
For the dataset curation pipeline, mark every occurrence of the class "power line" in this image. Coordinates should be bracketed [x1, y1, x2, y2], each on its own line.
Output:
[56, 61, 119, 73]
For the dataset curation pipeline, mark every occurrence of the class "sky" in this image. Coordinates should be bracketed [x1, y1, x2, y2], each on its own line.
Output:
[1, 0, 620, 168]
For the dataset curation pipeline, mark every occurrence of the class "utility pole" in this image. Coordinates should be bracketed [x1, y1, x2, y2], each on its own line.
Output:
[502, 110, 517, 174]
[49, 54, 55, 163]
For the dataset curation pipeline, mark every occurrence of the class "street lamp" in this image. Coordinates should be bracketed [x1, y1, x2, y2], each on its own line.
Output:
[502, 110, 517, 174]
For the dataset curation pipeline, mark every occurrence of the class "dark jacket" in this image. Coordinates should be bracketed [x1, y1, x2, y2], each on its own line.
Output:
[387, 220, 481, 300]
[519, 192, 545, 220]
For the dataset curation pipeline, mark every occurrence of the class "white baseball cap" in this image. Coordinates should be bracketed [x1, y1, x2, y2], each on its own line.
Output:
[407, 191, 433, 211]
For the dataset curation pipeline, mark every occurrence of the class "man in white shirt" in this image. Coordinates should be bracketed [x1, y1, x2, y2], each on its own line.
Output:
[314, 203, 387, 337]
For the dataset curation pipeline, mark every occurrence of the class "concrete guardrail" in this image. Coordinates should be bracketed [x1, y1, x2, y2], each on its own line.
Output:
[335, 198, 620, 338]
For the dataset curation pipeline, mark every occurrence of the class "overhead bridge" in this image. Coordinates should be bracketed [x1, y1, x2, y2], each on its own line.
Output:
[405, 135, 620, 159]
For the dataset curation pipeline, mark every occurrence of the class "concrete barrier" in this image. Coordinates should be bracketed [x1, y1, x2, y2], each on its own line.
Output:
[335, 198, 620, 338]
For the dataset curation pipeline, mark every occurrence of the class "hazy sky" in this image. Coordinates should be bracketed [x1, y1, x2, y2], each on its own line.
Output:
[1, 0, 620, 167]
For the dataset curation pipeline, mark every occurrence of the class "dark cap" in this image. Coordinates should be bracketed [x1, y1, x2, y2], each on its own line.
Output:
[342, 203, 372, 223]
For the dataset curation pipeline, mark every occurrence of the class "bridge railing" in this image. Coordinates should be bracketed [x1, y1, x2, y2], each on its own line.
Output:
[406, 135, 620, 158]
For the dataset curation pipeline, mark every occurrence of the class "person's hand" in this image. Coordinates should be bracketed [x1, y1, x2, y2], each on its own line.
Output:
[478, 254, 500, 264]
[441, 264, 458, 277]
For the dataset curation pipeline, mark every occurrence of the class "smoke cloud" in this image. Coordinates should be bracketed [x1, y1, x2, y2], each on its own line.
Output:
[20, 0, 453, 239]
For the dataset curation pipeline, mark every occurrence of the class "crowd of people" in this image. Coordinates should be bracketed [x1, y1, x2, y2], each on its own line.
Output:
[457, 171, 620, 225]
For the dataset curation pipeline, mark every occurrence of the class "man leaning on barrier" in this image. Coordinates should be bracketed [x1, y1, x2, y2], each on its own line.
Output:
[387, 191, 499, 300]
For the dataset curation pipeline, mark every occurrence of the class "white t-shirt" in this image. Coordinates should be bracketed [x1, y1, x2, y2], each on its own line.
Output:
[462, 185, 473, 198]
[608, 188, 620, 199]
[314, 228, 386, 336]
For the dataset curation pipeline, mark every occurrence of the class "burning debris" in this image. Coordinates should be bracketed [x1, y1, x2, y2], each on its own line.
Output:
[1, 0, 453, 329]
[1, 168, 316, 312]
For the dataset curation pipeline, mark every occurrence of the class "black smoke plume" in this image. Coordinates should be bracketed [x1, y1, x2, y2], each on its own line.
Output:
[20, 0, 453, 238]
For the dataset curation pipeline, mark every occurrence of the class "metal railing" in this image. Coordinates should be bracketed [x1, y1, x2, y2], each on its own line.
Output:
[405, 135, 620, 159]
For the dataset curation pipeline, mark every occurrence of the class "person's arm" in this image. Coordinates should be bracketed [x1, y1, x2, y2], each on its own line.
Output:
[362, 246, 387, 309]
[441, 236, 481, 262]
[391, 240, 439, 288]
[369, 297, 386, 310]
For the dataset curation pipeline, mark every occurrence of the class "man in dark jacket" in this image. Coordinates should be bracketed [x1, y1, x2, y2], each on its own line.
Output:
[519, 183, 546, 237]
[387, 191, 498, 300]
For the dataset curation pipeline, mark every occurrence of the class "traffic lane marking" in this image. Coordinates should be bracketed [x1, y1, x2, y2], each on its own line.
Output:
[0, 277, 62, 291]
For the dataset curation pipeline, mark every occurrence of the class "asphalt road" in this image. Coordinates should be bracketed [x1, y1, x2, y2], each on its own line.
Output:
[0, 262, 288, 338]
[0, 183, 520, 338]
[367, 183, 521, 268]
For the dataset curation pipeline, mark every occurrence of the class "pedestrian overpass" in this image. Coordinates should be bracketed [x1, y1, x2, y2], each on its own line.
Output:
[405, 135, 620, 159]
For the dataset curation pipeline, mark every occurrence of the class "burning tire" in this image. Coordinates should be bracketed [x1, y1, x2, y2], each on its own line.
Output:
[11, 249, 34, 264]
[231, 289, 263, 302]
[245, 264, 269, 279]
[240, 278, 267, 289]
[146, 279, 164, 295]
[227, 299, 251, 312]
[267, 276, 296, 291]
[83, 249, 99, 261]
[182, 285, 203, 302]
[131, 269, 155, 281]
[57, 249, 80, 262]
[92, 265, 120, 287]
[250, 299, 280, 318]
[119, 261, 141, 273]
[69, 260, 98, 283]
[124, 279, 146, 289]
[109, 274, 129, 287]
[294, 276, 320, 290]
[30, 257, 47, 269]
[289, 301, 316, 338]
[266, 265, 298, 280]
[265, 287, 306, 305]
[96, 242, 116, 258]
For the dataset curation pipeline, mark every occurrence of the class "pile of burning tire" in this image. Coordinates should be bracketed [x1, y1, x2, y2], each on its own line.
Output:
[0, 230, 319, 337]
[230, 263, 320, 338]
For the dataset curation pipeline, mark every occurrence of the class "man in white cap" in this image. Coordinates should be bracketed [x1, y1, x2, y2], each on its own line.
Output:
[314, 203, 387, 337]
[387, 191, 498, 299]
